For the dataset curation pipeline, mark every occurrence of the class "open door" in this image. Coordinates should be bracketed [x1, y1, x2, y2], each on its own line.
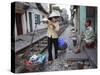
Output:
[16, 13, 23, 35]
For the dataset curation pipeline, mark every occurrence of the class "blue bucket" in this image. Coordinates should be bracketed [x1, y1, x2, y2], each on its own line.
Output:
[58, 38, 65, 46]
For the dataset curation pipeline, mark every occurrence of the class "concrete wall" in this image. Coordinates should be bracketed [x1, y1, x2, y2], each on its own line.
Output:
[27, 8, 48, 32]
[86, 7, 97, 34]
[80, 6, 86, 33]
[76, 7, 80, 34]
[21, 13, 27, 34]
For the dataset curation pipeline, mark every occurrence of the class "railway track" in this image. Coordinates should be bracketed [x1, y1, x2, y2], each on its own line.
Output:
[15, 26, 67, 73]
[15, 36, 48, 73]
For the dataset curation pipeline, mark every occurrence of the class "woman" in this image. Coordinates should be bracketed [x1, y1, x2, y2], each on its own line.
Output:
[82, 20, 95, 48]
[47, 11, 60, 64]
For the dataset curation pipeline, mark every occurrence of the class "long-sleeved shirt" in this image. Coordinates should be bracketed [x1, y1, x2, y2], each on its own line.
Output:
[84, 26, 95, 43]
[47, 22, 59, 38]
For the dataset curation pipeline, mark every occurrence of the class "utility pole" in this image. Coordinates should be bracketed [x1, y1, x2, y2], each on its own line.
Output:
[49, 4, 55, 13]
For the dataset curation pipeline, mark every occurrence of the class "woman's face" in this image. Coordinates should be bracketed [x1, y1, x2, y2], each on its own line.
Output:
[51, 17, 57, 22]
[85, 22, 89, 27]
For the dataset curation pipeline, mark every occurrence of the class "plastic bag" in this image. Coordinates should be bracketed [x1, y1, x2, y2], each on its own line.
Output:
[37, 54, 47, 64]
[29, 55, 38, 63]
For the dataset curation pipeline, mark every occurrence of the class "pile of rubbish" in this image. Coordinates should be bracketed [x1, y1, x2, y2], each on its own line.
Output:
[23, 52, 48, 72]
[15, 49, 48, 72]
[28, 53, 47, 64]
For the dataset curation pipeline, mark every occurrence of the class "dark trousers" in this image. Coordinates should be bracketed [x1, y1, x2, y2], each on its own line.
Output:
[48, 37, 58, 61]
[73, 40, 77, 47]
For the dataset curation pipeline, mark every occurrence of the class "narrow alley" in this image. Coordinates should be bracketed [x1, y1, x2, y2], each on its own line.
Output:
[43, 25, 97, 71]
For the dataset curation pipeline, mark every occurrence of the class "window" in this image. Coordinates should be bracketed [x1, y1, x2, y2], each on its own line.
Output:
[35, 14, 40, 24]
[29, 12, 33, 32]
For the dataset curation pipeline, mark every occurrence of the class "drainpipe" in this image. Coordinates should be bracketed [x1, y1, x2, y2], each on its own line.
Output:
[49, 4, 55, 13]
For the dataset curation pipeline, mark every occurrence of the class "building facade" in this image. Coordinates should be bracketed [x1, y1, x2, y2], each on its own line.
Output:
[61, 8, 68, 25]
[15, 2, 49, 38]
[70, 5, 97, 34]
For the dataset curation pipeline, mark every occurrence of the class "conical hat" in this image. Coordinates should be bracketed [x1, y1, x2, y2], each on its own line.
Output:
[48, 11, 60, 18]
